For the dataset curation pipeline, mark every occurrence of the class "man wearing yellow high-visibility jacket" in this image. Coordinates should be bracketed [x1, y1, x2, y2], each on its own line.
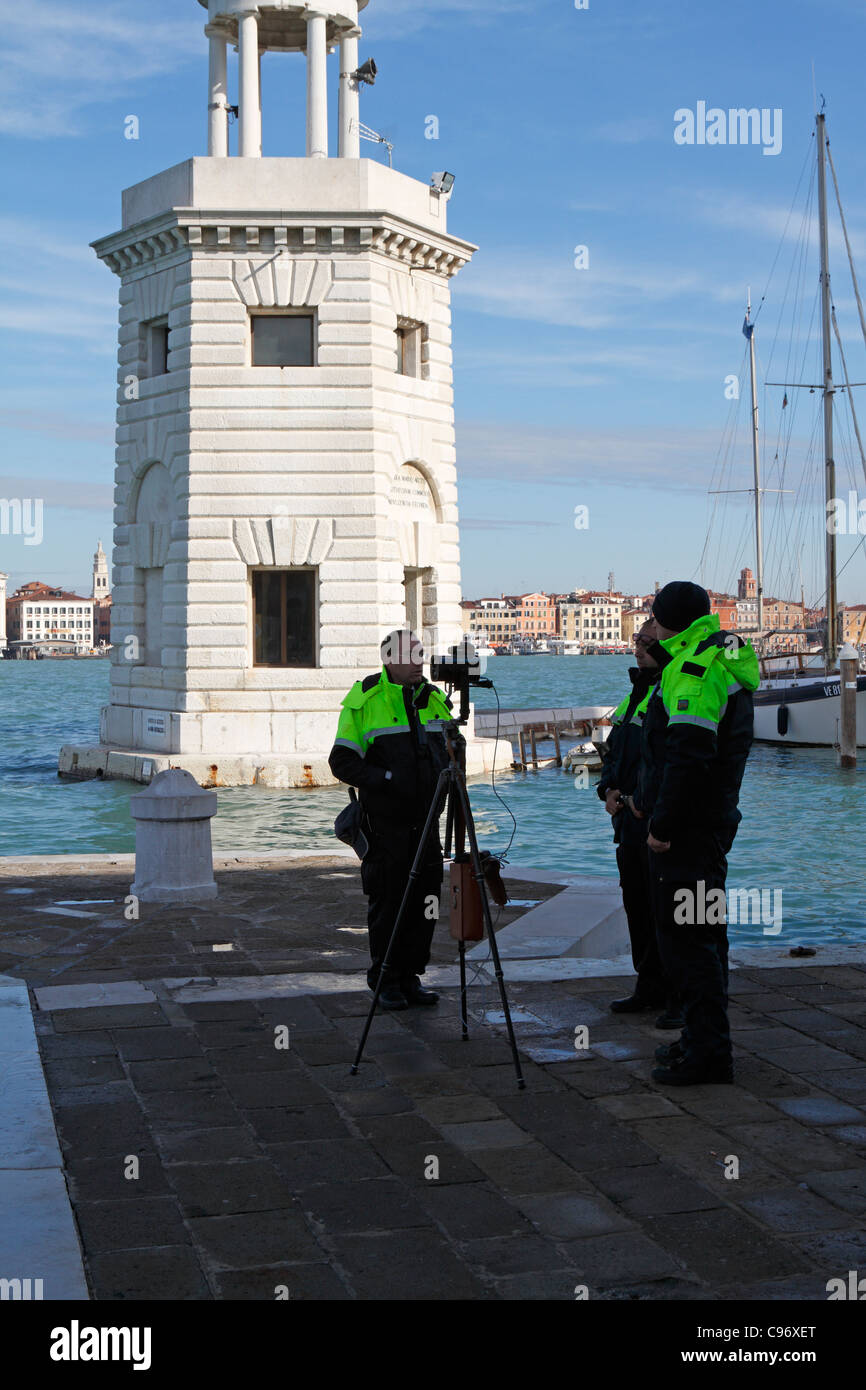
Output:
[328, 630, 453, 1011]
[598, 620, 671, 1019]
[632, 582, 759, 1087]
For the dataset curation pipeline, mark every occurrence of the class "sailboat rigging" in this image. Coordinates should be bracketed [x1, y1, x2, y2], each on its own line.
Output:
[712, 110, 866, 746]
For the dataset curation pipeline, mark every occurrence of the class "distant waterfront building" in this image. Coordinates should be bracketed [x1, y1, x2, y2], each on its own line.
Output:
[735, 596, 758, 630]
[557, 597, 580, 642]
[578, 593, 622, 646]
[840, 604, 866, 647]
[573, 592, 623, 646]
[94, 595, 113, 647]
[60, 0, 494, 786]
[764, 597, 804, 632]
[620, 607, 645, 645]
[504, 592, 559, 641]
[6, 582, 94, 655]
[0, 571, 7, 652]
[706, 591, 739, 629]
[461, 596, 519, 644]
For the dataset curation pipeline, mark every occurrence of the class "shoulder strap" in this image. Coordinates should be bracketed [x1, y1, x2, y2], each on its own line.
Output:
[343, 672, 383, 710]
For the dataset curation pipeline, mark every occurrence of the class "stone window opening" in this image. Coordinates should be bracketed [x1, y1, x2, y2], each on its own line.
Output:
[252, 568, 317, 668]
[142, 317, 169, 377]
[250, 312, 316, 367]
[396, 318, 427, 378]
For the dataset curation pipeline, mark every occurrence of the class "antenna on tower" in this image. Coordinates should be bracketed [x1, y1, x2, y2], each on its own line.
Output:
[357, 121, 393, 167]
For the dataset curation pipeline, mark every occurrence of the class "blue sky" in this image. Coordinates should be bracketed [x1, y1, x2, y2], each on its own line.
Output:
[2, 0, 866, 606]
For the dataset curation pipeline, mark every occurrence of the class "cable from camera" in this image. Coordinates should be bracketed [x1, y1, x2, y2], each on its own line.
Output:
[484, 679, 518, 866]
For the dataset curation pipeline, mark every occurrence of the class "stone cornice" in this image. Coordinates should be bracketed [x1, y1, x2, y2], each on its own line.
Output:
[93, 212, 475, 280]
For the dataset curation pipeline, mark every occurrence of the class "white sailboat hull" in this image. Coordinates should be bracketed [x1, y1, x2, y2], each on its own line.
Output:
[753, 675, 866, 746]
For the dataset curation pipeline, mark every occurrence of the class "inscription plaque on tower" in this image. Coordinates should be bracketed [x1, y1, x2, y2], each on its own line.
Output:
[388, 465, 437, 516]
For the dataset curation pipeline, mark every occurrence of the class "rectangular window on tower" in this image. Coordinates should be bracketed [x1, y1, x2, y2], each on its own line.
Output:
[396, 319, 426, 377]
[251, 314, 315, 367]
[252, 569, 317, 667]
[142, 318, 169, 377]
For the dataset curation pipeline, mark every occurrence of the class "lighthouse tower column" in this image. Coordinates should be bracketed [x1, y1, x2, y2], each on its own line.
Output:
[59, 0, 497, 787]
[338, 28, 360, 157]
[205, 22, 229, 155]
[237, 7, 261, 157]
[306, 10, 329, 157]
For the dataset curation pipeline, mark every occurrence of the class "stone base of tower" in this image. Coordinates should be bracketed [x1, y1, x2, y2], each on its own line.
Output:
[58, 735, 501, 788]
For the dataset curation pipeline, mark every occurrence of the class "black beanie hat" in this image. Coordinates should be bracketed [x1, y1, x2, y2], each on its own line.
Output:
[652, 581, 711, 634]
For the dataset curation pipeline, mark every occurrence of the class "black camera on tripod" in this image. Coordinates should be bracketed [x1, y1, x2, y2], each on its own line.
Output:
[430, 639, 492, 722]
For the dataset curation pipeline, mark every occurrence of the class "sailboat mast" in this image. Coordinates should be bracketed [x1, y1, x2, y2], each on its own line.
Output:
[747, 292, 764, 634]
[816, 111, 838, 671]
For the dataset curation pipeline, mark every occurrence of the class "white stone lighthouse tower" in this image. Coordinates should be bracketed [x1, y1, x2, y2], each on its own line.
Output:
[61, 0, 490, 787]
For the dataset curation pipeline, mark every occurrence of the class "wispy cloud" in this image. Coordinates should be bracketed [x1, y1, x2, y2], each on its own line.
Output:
[0, 216, 116, 349]
[0, 1, 201, 137]
[0, 475, 113, 509]
[457, 343, 731, 388]
[0, 411, 113, 443]
[461, 516, 560, 530]
[691, 188, 866, 262]
[454, 247, 739, 330]
[456, 420, 753, 492]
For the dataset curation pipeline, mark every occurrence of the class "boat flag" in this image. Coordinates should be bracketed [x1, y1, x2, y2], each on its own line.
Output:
[782, 391, 788, 408]
[742, 316, 753, 340]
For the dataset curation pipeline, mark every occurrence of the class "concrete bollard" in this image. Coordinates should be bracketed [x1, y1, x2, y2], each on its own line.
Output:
[129, 768, 218, 903]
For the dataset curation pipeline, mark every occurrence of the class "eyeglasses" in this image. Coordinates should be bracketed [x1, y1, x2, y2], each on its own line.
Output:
[634, 635, 655, 647]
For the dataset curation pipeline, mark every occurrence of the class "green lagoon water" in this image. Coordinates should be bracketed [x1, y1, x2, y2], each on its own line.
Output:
[1, 655, 863, 947]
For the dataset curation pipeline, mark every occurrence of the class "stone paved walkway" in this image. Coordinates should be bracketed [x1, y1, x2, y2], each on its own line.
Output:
[0, 854, 560, 990]
[3, 857, 866, 1300]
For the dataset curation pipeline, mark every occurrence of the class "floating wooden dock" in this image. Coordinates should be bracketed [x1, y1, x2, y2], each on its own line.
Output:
[473, 705, 613, 772]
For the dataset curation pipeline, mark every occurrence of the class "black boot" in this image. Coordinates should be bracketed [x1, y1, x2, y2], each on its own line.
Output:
[652, 1055, 733, 1086]
[610, 992, 663, 1014]
[655, 1009, 685, 1029]
[400, 975, 439, 1007]
[655, 1038, 685, 1062]
[377, 984, 409, 1011]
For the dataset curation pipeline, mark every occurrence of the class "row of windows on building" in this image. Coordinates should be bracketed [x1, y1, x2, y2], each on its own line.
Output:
[26, 621, 90, 629]
[142, 315, 427, 378]
[22, 605, 90, 615]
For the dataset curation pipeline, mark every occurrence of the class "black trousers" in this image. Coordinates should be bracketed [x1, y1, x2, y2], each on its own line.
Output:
[616, 839, 666, 1001]
[648, 834, 732, 1065]
[361, 843, 443, 989]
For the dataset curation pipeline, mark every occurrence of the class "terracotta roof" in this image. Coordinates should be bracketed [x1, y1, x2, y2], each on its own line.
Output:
[8, 582, 93, 604]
